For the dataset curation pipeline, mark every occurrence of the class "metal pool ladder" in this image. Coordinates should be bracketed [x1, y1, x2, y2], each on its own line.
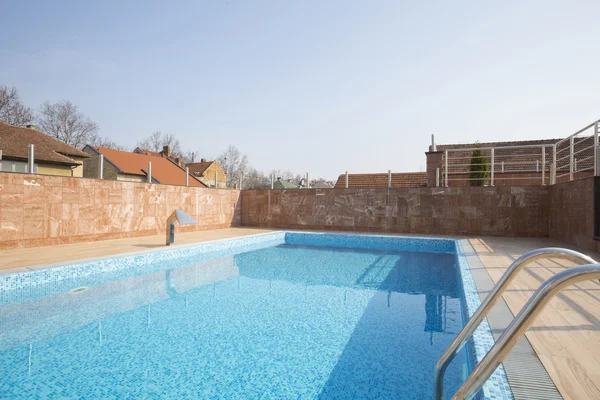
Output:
[434, 248, 599, 400]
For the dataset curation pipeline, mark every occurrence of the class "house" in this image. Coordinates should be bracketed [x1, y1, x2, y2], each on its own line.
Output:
[82, 146, 205, 186]
[311, 181, 334, 189]
[334, 172, 427, 188]
[186, 159, 227, 188]
[273, 177, 300, 189]
[0, 121, 89, 176]
[134, 146, 184, 166]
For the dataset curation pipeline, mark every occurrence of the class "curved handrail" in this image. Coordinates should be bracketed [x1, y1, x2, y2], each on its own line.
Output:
[453, 264, 600, 399]
[434, 248, 596, 400]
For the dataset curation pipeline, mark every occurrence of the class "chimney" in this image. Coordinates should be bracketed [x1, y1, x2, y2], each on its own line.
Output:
[201, 158, 206, 163]
[163, 145, 171, 157]
[25, 124, 37, 130]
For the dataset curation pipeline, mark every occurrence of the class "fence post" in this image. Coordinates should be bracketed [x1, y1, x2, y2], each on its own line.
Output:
[444, 150, 448, 187]
[541, 147, 546, 185]
[28, 144, 35, 174]
[595, 121, 599, 176]
[551, 144, 557, 184]
[387, 170, 392, 188]
[569, 135, 574, 181]
[435, 167, 440, 187]
[99, 154, 104, 179]
[186, 167, 189, 186]
[490, 148, 495, 186]
[345, 171, 349, 189]
[147, 162, 152, 183]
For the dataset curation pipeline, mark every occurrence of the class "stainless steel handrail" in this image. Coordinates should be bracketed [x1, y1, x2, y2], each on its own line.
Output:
[434, 248, 596, 400]
[454, 264, 600, 399]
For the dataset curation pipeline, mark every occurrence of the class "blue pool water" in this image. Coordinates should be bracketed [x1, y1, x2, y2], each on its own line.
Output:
[0, 235, 472, 399]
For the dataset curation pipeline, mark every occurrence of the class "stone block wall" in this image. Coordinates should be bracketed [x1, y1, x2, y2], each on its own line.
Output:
[241, 186, 549, 237]
[548, 177, 598, 252]
[0, 172, 240, 249]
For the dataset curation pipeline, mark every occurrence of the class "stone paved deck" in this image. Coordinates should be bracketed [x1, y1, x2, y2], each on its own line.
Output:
[1, 228, 599, 399]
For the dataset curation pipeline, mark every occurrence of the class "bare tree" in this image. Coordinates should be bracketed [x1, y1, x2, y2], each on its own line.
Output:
[137, 131, 183, 157]
[89, 135, 128, 151]
[37, 100, 99, 148]
[0, 85, 34, 126]
[243, 167, 270, 189]
[182, 150, 199, 164]
[216, 145, 249, 188]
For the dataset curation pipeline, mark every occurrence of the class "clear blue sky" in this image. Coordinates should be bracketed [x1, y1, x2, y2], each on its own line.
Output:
[2, 1, 599, 179]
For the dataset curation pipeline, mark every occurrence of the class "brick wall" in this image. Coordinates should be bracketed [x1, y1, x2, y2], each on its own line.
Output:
[549, 177, 598, 252]
[82, 147, 119, 180]
[241, 186, 549, 237]
[0, 172, 240, 249]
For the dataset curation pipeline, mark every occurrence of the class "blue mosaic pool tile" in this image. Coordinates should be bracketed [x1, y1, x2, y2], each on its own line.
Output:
[0, 231, 513, 399]
[454, 241, 514, 400]
[285, 232, 456, 254]
[0, 232, 286, 294]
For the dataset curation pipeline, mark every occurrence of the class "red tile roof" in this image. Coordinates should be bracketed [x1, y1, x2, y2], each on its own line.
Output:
[186, 161, 214, 176]
[134, 148, 161, 157]
[334, 172, 427, 188]
[91, 147, 206, 187]
[0, 121, 89, 165]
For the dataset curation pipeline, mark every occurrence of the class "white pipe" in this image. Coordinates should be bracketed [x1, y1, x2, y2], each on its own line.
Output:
[99, 154, 104, 179]
[431, 134, 436, 151]
[306, 172, 309, 189]
[542, 148, 546, 185]
[444, 150, 448, 187]
[271, 174, 274, 190]
[345, 171, 349, 188]
[435, 167, 440, 187]
[28, 144, 34, 174]
[215, 170, 218, 187]
[147, 162, 152, 183]
[570, 136, 574, 180]
[186, 167, 189, 186]
[490, 149, 494, 186]
[388, 170, 392, 188]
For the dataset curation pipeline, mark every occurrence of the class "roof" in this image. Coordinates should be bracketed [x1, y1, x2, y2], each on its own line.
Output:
[187, 161, 214, 176]
[273, 179, 300, 189]
[89, 146, 206, 187]
[433, 138, 562, 151]
[134, 148, 161, 157]
[334, 172, 427, 188]
[312, 181, 333, 188]
[0, 121, 89, 166]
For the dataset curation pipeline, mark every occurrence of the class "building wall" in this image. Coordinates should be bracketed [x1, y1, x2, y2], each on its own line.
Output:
[241, 186, 549, 237]
[548, 177, 598, 252]
[35, 164, 74, 177]
[197, 163, 227, 188]
[70, 156, 87, 177]
[117, 174, 146, 183]
[82, 147, 120, 180]
[0, 172, 241, 249]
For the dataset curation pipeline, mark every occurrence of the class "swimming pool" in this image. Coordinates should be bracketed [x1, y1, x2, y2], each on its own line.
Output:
[0, 232, 512, 399]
